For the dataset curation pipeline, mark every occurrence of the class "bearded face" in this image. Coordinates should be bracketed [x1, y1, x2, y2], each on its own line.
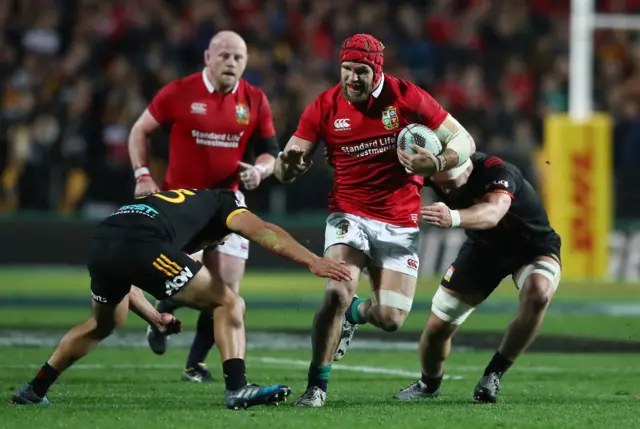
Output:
[340, 61, 375, 103]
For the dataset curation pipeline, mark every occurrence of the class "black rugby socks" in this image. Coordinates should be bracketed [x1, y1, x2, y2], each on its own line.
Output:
[420, 374, 443, 394]
[483, 351, 513, 378]
[30, 362, 60, 397]
[222, 358, 247, 391]
[185, 312, 215, 370]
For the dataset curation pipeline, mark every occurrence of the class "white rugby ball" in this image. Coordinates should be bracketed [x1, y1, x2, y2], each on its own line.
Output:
[397, 123, 443, 155]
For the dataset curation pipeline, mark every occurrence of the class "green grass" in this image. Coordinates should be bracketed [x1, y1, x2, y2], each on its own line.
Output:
[1, 268, 639, 302]
[1, 348, 639, 428]
[1, 308, 639, 341]
[1, 268, 639, 340]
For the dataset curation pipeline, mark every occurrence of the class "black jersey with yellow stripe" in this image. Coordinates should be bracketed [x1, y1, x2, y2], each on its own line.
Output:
[98, 188, 247, 254]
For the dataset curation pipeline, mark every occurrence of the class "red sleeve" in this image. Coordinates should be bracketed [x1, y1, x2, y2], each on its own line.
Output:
[147, 81, 179, 125]
[293, 97, 322, 142]
[407, 83, 448, 130]
[255, 91, 276, 139]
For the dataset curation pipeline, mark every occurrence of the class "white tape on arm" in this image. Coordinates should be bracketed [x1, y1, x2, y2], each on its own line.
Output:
[450, 210, 461, 228]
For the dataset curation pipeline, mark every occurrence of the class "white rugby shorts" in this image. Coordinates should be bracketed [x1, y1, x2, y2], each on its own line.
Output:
[189, 190, 249, 261]
[324, 212, 420, 278]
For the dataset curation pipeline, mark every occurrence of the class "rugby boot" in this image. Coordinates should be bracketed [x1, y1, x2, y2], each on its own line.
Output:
[182, 363, 215, 383]
[473, 373, 501, 403]
[10, 384, 51, 405]
[146, 324, 168, 355]
[295, 386, 327, 407]
[394, 380, 440, 400]
[225, 383, 291, 410]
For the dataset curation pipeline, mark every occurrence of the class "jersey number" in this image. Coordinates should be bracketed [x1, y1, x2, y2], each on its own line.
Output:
[153, 189, 196, 204]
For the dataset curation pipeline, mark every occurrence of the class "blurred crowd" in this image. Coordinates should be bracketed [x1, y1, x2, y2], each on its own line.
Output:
[2, 0, 640, 217]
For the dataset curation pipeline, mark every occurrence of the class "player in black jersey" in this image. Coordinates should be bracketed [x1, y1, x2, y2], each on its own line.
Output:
[393, 153, 561, 403]
[11, 188, 352, 410]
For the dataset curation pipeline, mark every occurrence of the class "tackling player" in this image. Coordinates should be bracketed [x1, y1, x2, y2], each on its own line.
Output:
[11, 188, 351, 409]
[393, 153, 561, 403]
[128, 31, 279, 382]
[273, 33, 476, 407]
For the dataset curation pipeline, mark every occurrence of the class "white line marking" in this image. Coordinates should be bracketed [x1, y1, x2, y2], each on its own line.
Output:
[255, 357, 463, 380]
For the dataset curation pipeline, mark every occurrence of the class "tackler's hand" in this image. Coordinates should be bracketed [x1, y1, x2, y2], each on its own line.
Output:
[421, 202, 453, 228]
[134, 176, 160, 198]
[308, 257, 352, 282]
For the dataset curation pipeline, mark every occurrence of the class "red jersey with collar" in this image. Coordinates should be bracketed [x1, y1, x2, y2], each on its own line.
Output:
[293, 74, 447, 227]
[148, 71, 275, 191]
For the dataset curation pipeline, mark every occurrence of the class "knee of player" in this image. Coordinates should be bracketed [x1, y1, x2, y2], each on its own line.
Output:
[429, 286, 476, 327]
[224, 291, 246, 315]
[91, 319, 118, 340]
[324, 282, 354, 310]
[520, 276, 552, 313]
[377, 307, 407, 332]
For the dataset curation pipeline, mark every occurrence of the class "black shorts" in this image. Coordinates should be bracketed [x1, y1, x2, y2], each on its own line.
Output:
[87, 236, 202, 305]
[440, 238, 561, 299]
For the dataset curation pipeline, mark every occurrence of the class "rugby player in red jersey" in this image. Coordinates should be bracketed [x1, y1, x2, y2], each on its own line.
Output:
[274, 33, 476, 407]
[128, 31, 279, 382]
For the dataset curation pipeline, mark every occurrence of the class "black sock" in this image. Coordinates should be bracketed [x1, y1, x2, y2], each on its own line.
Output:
[156, 300, 180, 314]
[483, 351, 513, 378]
[222, 358, 247, 391]
[30, 362, 60, 397]
[307, 364, 332, 393]
[186, 312, 215, 369]
[420, 374, 443, 394]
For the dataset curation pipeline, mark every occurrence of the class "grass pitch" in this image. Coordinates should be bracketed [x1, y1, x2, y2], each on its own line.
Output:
[1, 347, 639, 429]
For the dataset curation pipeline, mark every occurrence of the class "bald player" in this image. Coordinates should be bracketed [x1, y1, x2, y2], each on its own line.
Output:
[128, 31, 280, 382]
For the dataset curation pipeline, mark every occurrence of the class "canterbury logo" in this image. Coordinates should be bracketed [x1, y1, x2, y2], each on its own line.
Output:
[334, 118, 350, 130]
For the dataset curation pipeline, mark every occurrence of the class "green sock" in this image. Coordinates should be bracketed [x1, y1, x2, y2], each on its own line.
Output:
[347, 297, 367, 325]
[308, 364, 332, 392]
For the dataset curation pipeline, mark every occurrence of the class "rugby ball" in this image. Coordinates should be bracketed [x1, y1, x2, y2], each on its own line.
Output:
[398, 123, 443, 155]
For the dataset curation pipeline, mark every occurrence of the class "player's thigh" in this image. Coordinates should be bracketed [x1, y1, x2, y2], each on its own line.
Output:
[205, 235, 248, 292]
[431, 242, 510, 326]
[368, 220, 421, 279]
[367, 267, 416, 313]
[512, 254, 561, 309]
[90, 294, 130, 337]
[324, 213, 370, 296]
[170, 265, 240, 311]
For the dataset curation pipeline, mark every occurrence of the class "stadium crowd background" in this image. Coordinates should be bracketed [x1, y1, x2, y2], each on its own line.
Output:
[1, 0, 640, 218]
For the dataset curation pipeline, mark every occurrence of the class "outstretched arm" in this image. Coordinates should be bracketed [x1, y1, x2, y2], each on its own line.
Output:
[227, 210, 351, 281]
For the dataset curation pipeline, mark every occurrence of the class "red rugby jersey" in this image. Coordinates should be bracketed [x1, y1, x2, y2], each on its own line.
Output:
[148, 69, 276, 191]
[294, 74, 447, 227]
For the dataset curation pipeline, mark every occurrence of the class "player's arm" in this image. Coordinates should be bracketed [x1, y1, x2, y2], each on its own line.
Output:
[411, 85, 475, 172]
[432, 114, 476, 172]
[226, 210, 351, 281]
[128, 109, 162, 181]
[239, 93, 280, 189]
[129, 82, 177, 195]
[128, 286, 182, 334]
[422, 166, 516, 229]
[273, 98, 322, 184]
[454, 192, 512, 229]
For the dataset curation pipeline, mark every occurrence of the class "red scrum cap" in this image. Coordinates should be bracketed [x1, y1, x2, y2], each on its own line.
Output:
[340, 33, 384, 85]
